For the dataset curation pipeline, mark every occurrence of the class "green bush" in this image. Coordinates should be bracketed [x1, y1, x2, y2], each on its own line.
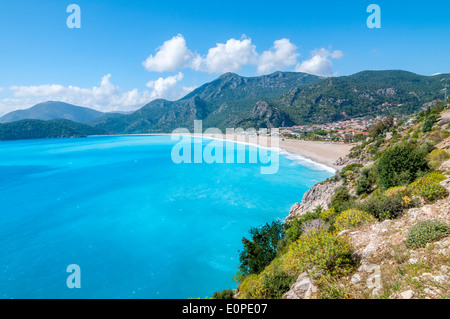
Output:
[410, 172, 447, 189]
[427, 149, 450, 162]
[377, 143, 428, 189]
[341, 163, 363, 175]
[330, 186, 354, 213]
[416, 183, 448, 202]
[357, 193, 417, 220]
[238, 274, 264, 299]
[260, 269, 296, 299]
[385, 186, 412, 198]
[282, 209, 322, 250]
[334, 209, 376, 232]
[212, 289, 235, 299]
[422, 115, 437, 132]
[319, 207, 338, 221]
[406, 220, 450, 249]
[355, 173, 372, 195]
[410, 172, 448, 202]
[427, 149, 450, 169]
[283, 230, 355, 277]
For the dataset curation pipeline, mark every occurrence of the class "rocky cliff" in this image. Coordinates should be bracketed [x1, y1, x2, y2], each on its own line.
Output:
[287, 180, 342, 219]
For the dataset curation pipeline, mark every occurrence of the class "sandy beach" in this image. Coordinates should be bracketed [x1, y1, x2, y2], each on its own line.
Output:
[276, 138, 355, 170]
[192, 133, 355, 170]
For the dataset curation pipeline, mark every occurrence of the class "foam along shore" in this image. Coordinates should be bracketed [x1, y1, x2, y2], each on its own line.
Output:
[182, 133, 354, 171]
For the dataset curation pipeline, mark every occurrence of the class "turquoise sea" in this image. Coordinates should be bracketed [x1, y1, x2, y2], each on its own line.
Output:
[0, 135, 333, 299]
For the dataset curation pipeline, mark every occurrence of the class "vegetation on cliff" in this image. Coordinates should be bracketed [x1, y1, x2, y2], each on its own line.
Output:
[213, 98, 450, 299]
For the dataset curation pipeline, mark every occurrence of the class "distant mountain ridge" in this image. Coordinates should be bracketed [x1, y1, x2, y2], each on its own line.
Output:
[0, 101, 105, 124]
[90, 71, 323, 132]
[0, 119, 105, 141]
[91, 70, 450, 133]
[275, 70, 450, 124]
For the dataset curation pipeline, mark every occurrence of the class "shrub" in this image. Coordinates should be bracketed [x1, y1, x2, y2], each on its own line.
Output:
[356, 167, 377, 196]
[282, 210, 322, 249]
[410, 172, 448, 202]
[385, 186, 412, 198]
[334, 209, 376, 233]
[330, 186, 354, 213]
[366, 145, 378, 154]
[238, 274, 264, 299]
[377, 143, 428, 189]
[260, 269, 296, 299]
[282, 230, 355, 277]
[406, 220, 450, 249]
[410, 172, 447, 190]
[416, 183, 448, 203]
[356, 174, 372, 195]
[422, 114, 437, 132]
[341, 163, 363, 175]
[417, 140, 436, 158]
[427, 149, 450, 169]
[428, 149, 450, 162]
[340, 164, 363, 183]
[212, 289, 235, 299]
[357, 193, 417, 220]
[319, 208, 338, 221]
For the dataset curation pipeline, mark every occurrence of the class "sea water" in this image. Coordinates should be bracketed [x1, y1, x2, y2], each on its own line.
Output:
[0, 135, 333, 299]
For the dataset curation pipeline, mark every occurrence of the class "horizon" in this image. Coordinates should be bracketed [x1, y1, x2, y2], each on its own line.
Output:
[1, 0, 450, 115]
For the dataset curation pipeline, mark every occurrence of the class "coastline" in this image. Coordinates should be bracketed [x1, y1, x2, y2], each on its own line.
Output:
[115, 133, 354, 171]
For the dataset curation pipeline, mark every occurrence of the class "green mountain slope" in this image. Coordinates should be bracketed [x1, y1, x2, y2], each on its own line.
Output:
[276, 70, 450, 124]
[90, 71, 322, 133]
[0, 101, 105, 124]
[91, 70, 449, 133]
[0, 119, 105, 141]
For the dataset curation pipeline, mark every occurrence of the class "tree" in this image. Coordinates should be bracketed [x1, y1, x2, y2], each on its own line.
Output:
[238, 221, 285, 276]
[377, 143, 428, 189]
[422, 114, 437, 132]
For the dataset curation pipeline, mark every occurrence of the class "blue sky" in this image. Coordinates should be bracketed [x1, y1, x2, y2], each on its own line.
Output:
[0, 0, 449, 115]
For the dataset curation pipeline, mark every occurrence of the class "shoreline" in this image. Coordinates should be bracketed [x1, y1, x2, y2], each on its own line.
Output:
[99, 133, 355, 171]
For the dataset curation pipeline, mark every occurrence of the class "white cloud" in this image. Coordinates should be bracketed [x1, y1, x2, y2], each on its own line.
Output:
[142, 34, 343, 77]
[142, 34, 260, 74]
[146, 72, 194, 100]
[195, 37, 258, 73]
[0, 74, 196, 116]
[9, 74, 147, 113]
[142, 34, 197, 72]
[257, 39, 299, 74]
[295, 48, 343, 77]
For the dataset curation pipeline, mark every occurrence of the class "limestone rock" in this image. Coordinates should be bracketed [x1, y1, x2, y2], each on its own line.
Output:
[400, 290, 414, 299]
[287, 180, 342, 219]
[282, 272, 317, 299]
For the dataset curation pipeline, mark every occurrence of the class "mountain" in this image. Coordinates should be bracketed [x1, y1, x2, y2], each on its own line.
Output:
[0, 101, 105, 124]
[275, 70, 450, 124]
[91, 70, 450, 133]
[0, 119, 105, 141]
[90, 71, 322, 132]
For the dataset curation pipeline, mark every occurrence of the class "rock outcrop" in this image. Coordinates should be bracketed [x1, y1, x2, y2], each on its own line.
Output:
[282, 272, 317, 299]
[287, 180, 342, 219]
[437, 109, 450, 127]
